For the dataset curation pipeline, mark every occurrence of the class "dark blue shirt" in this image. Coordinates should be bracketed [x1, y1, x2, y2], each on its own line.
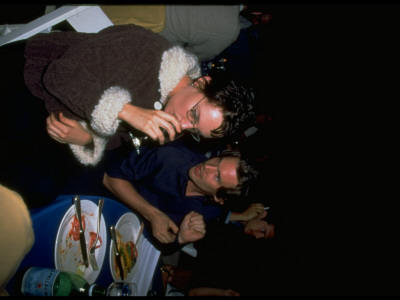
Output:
[105, 139, 223, 225]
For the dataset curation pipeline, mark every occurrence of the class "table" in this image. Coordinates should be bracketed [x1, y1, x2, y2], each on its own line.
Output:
[5, 194, 161, 296]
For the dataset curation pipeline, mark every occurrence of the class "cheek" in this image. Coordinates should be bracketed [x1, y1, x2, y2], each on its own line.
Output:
[164, 96, 186, 117]
[201, 179, 218, 194]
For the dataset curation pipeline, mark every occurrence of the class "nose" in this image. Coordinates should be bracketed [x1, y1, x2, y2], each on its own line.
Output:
[180, 119, 193, 130]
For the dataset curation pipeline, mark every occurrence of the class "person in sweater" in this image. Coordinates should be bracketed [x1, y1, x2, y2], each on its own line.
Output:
[2, 24, 256, 166]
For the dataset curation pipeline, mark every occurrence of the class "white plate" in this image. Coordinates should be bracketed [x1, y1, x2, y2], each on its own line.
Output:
[110, 212, 141, 281]
[54, 200, 107, 284]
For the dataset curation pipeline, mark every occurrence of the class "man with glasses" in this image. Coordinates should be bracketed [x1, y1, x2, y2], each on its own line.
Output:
[3, 23, 256, 167]
[103, 138, 259, 248]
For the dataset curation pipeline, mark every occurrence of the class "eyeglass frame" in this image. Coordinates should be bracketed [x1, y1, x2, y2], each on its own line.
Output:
[186, 94, 206, 142]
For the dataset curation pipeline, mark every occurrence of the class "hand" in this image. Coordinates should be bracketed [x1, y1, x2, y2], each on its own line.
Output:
[148, 211, 179, 244]
[118, 104, 181, 144]
[243, 211, 275, 239]
[46, 112, 93, 146]
[177, 211, 206, 244]
[240, 203, 265, 221]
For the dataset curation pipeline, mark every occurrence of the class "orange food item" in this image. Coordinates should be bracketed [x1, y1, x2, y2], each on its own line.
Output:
[88, 231, 103, 249]
[68, 214, 86, 241]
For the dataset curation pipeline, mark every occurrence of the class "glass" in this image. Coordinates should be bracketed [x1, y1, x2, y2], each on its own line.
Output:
[128, 86, 205, 153]
[129, 127, 185, 155]
[107, 281, 138, 296]
[186, 95, 206, 142]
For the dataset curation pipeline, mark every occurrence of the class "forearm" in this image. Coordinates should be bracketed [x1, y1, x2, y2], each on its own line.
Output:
[228, 211, 248, 222]
[117, 103, 137, 122]
[228, 203, 265, 222]
[103, 173, 160, 221]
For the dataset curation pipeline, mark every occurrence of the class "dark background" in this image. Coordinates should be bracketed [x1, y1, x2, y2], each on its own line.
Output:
[1, 3, 398, 296]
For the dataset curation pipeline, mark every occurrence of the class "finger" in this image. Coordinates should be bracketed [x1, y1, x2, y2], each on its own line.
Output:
[157, 111, 182, 133]
[47, 124, 63, 138]
[46, 113, 58, 127]
[193, 228, 206, 236]
[167, 231, 178, 243]
[58, 112, 77, 127]
[188, 214, 203, 222]
[156, 232, 175, 244]
[190, 226, 206, 234]
[140, 121, 162, 143]
[47, 114, 70, 135]
[189, 219, 205, 227]
[151, 118, 179, 143]
[191, 226, 206, 232]
[188, 218, 204, 227]
[188, 211, 201, 218]
[47, 128, 59, 139]
[153, 126, 167, 145]
[252, 203, 264, 210]
[47, 129, 66, 144]
[144, 121, 167, 144]
[156, 120, 177, 142]
[169, 223, 179, 235]
[46, 115, 56, 131]
[188, 217, 205, 227]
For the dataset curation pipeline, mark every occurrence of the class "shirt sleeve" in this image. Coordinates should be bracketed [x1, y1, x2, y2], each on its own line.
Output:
[105, 144, 160, 182]
[224, 211, 232, 224]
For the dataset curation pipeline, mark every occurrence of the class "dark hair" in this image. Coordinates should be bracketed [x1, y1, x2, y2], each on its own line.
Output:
[214, 149, 258, 202]
[195, 71, 257, 139]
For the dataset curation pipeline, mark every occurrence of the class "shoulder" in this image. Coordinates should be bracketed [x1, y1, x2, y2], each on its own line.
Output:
[72, 24, 171, 52]
[150, 140, 206, 165]
[159, 45, 201, 103]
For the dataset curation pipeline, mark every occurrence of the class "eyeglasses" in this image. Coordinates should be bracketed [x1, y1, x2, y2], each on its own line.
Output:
[186, 95, 206, 142]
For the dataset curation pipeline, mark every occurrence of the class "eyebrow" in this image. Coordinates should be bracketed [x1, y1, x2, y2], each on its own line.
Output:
[216, 157, 222, 185]
[194, 96, 206, 123]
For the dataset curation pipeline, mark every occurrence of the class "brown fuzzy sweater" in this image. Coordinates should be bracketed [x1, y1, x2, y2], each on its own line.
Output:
[23, 24, 201, 165]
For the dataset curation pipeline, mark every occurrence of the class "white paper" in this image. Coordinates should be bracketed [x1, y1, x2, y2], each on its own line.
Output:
[130, 235, 161, 296]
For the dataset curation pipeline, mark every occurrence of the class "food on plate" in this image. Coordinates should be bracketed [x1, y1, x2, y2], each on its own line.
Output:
[68, 214, 86, 241]
[88, 231, 103, 250]
[114, 230, 138, 280]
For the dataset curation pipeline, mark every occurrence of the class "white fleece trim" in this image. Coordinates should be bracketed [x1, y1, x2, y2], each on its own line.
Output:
[69, 121, 108, 166]
[91, 86, 131, 136]
[158, 46, 201, 104]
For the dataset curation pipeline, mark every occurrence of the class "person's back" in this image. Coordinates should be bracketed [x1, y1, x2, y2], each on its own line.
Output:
[100, 5, 241, 62]
[161, 5, 241, 62]
[100, 5, 166, 32]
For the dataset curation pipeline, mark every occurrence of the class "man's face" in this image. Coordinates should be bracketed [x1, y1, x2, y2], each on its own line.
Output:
[244, 211, 275, 239]
[163, 77, 223, 139]
[188, 156, 239, 200]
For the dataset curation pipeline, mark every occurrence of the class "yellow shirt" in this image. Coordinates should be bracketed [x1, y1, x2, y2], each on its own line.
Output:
[100, 5, 166, 33]
[0, 185, 34, 296]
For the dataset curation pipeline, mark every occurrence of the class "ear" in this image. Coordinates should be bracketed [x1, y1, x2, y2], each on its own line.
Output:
[213, 194, 225, 205]
[194, 76, 211, 88]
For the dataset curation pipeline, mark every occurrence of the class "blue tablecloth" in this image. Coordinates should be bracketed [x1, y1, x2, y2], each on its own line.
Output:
[5, 194, 163, 295]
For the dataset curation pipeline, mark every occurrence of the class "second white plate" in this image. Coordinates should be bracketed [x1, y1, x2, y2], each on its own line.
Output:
[109, 212, 141, 281]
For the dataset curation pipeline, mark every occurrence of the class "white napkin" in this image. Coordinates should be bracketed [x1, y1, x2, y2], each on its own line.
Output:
[130, 236, 160, 296]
